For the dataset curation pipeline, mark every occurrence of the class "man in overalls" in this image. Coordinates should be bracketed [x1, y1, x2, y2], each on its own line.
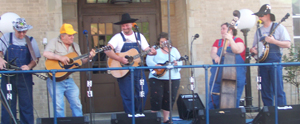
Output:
[209, 22, 246, 109]
[0, 18, 41, 124]
[250, 4, 291, 106]
[105, 13, 156, 115]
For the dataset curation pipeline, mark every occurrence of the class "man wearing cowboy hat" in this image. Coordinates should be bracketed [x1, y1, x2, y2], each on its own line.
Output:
[250, 4, 291, 106]
[0, 18, 41, 124]
[105, 13, 156, 115]
[43, 23, 96, 117]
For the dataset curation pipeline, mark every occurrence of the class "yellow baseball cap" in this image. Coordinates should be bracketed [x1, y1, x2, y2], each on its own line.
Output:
[60, 23, 77, 35]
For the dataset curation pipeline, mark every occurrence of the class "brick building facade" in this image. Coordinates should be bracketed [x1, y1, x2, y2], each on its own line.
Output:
[0, 0, 295, 122]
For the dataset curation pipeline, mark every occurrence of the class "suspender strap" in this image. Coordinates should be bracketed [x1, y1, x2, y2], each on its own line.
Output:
[9, 33, 13, 45]
[25, 36, 38, 63]
[120, 32, 126, 42]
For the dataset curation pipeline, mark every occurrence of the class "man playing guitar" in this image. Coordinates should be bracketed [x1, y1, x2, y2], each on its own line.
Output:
[104, 13, 156, 115]
[250, 4, 291, 106]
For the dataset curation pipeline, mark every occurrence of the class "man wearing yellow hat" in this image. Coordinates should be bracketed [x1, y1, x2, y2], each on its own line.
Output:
[43, 23, 96, 117]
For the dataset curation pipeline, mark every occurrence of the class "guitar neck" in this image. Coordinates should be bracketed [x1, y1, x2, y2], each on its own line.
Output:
[132, 49, 151, 60]
[268, 22, 283, 37]
[73, 47, 104, 61]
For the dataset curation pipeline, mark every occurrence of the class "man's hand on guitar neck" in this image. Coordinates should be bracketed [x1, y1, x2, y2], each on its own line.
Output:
[145, 47, 157, 56]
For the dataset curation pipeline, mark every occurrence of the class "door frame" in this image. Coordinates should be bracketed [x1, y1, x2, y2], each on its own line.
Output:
[77, 0, 162, 113]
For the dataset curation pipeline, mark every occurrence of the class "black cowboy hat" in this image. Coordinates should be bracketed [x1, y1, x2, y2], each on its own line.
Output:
[114, 13, 138, 25]
[253, 4, 276, 21]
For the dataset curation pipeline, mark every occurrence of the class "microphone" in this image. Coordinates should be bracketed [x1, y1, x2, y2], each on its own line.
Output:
[132, 23, 139, 29]
[193, 34, 199, 40]
[83, 30, 88, 37]
[257, 20, 262, 25]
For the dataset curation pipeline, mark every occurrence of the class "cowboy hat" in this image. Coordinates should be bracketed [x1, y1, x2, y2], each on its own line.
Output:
[12, 18, 33, 31]
[114, 13, 138, 25]
[253, 4, 276, 21]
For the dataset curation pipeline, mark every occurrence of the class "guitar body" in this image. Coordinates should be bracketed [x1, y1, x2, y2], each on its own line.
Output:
[107, 48, 141, 78]
[219, 53, 237, 109]
[45, 52, 82, 82]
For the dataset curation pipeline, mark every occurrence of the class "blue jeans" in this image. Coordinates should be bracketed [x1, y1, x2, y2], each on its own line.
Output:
[259, 65, 286, 106]
[46, 78, 83, 117]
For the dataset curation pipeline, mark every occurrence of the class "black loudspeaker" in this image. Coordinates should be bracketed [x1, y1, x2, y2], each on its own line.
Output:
[252, 105, 300, 124]
[195, 108, 246, 124]
[111, 112, 161, 124]
[177, 93, 205, 120]
[36, 116, 88, 124]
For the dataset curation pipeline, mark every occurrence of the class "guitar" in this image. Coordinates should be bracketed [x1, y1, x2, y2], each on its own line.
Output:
[151, 55, 188, 77]
[2, 63, 48, 80]
[45, 46, 111, 81]
[107, 41, 168, 78]
[254, 13, 290, 62]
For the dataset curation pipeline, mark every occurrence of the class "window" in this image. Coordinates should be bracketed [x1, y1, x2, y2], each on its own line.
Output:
[293, 0, 300, 49]
[91, 23, 113, 74]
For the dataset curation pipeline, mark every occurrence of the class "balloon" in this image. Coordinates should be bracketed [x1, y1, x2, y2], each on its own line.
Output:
[0, 12, 20, 33]
[237, 9, 256, 29]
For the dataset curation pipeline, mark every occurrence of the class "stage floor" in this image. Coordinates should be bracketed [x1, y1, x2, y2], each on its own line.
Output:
[83, 110, 258, 124]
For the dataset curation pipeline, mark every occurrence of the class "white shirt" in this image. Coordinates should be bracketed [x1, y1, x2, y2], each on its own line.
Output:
[108, 31, 149, 53]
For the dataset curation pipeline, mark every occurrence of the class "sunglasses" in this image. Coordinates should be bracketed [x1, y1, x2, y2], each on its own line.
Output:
[17, 31, 27, 34]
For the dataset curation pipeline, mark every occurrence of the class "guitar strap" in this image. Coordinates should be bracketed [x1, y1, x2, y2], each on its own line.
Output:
[25, 36, 38, 64]
[258, 22, 276, 38]
[9, 33, 37, 64]
[71, 43, 79, 55]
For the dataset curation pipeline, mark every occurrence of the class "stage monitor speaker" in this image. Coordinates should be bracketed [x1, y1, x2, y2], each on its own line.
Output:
[177, 93, 205, 120]
[36, 116, 88, 124]
[111, 112, 161, 124]
[195, 108, 246, 124]
[252, 105, 300, 124]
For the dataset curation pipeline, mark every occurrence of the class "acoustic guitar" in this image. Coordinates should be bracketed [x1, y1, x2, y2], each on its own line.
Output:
[45, 46, 111, 81]
[107, 41, 168, 78]
[151, 55, 188, 77]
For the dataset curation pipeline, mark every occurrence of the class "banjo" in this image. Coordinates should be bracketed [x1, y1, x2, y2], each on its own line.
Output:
[254, 13, 290, 62]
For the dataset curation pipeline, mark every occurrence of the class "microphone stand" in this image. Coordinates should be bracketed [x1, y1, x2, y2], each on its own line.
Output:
[190, 35, 198, 123]
[255, 23, 262, 111]
[133, 25, 145, 115]
[83, 30, 94, 124]
[42, 38, 52, 118]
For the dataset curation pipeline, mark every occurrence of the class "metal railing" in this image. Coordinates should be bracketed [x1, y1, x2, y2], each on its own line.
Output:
[1, 62, 300, 124]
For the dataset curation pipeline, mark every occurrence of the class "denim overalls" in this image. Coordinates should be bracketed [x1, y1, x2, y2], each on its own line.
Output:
[209, 38, 246, 109]
[116, 32, 149, 114]
[258, 23, 286, 106]
[1, 33, 34, 124]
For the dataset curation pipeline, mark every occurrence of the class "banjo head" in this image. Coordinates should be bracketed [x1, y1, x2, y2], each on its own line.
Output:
[254, 42, 266, 60]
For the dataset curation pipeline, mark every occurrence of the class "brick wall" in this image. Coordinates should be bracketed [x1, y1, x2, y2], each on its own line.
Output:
[0, 0, 63, 121]
[0, 0, 296, 121]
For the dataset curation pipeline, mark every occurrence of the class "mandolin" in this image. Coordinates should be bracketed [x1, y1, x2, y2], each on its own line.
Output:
[151, 55, 188, 77]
